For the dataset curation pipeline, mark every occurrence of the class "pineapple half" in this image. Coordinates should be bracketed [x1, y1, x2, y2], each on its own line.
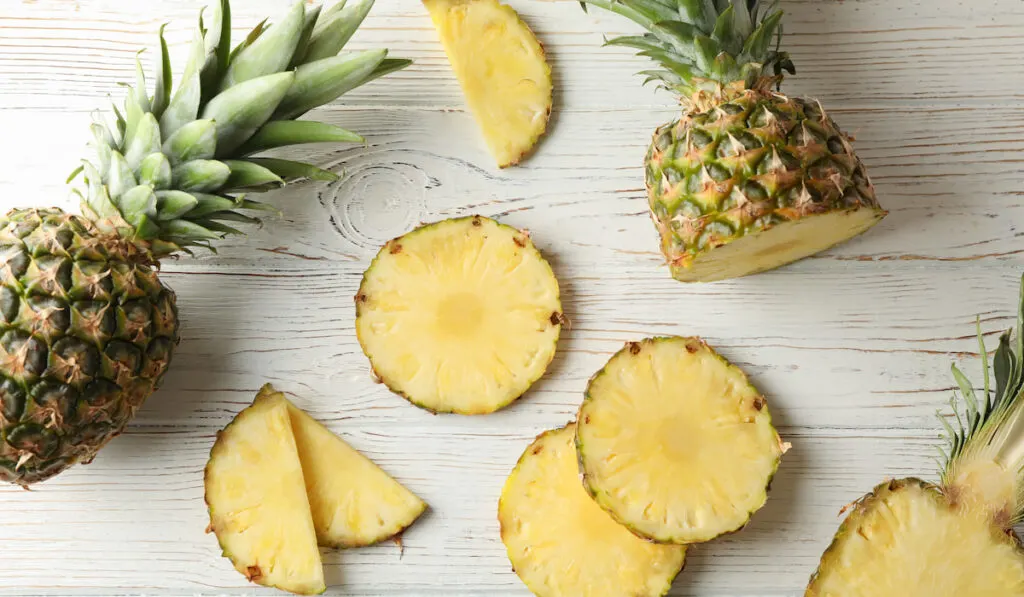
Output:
[581, 0, 886, 282]
[204, 390, 324, 595]
[424, 0, 552, 168]
[355, 216, 562, 415]
[806, 277, 1024, 596]
[205, 385, 426, 593]
[576, 337, 787, 544]
[499, 424, 686, 597]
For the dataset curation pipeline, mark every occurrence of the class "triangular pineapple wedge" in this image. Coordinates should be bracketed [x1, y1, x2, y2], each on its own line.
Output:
[257, 385, 428, 547]
[204, 393, 325, 595]
[423, 0, 552, 167]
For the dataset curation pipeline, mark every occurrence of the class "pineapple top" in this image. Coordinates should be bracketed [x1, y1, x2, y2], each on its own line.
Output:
[581, 0, 794, 110]
[70, 0, 409, 260]
[942, 274, 1024, 527]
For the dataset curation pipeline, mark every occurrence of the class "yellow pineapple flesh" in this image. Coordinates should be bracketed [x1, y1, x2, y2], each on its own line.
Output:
[265, 386, 428, 547]
[577, 337, 787, 544]
[424, 0, 552, 167]
[500, 424, 686, 597]
[356, 216, 562, 415]
[204, 394, 324, 595]
[807, 479, 1024, 596]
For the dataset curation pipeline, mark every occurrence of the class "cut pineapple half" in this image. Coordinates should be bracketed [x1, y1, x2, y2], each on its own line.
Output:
[261, 385, 428, 547]
[577, 337, 786, 544]
[356, 216, 562, 415]
[204, 395, 324, 595]
[500, 424, 686, 597]
[671, 208, 885, 283]
[807, 478, 1024, 596]
[424, 0, 552, 167]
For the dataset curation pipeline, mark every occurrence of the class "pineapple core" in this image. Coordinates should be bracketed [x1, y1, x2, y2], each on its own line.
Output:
[499, 425, 686, 597]
[423, 0, 552, 167]
[356, 216, 562, 414]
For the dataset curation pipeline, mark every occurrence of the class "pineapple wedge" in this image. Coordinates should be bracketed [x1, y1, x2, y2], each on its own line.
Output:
[204, 394, 324, 595]
[500, 425, 686, 597]
[356, 216, 562, 415]
[205, 386, 428, 593]
[424, 0, 552, 167]
[268, 386, 427, 547]
[576, 337, 787, 544]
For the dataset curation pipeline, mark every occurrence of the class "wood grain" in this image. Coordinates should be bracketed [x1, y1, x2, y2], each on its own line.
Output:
[1, 0, 1023, 595]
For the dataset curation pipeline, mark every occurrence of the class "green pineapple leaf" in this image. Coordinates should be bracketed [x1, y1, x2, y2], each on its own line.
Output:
[302, 0, 375, 63]
[237, 120, 364, 156]
[220, 1, 305, 90]
[274, 50, 386, 120]
[223, 160, 285, 190]
[247, 157, 339, 182]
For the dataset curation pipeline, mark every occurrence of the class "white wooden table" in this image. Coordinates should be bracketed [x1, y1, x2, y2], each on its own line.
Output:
[1, 0, 1023, 595]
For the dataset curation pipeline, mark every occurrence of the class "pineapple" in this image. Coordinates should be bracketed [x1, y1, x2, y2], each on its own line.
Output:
[355, 216, 562, 415]
[576, 337, 787, 544]
[0, 0, 409, 486]
[805, 278, 1024, 596]
[424, 0, 552, 168]
[204, 390, 324, 595]
[499, 424, 686, 597]
[206, 385, 428, 593]
[581, 0, 886, 282]
[274, 385, 427, 547]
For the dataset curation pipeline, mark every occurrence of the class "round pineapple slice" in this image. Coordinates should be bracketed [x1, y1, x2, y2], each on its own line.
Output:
[423, 0, 552, 168]
[499, 424, 686, 597]
[356, 216, 562, 415]
[204, 393, 324, 595]
[576, 337, 787, 544]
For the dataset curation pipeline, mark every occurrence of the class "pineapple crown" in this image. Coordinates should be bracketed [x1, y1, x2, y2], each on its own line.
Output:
[941, 274, 1024, 525]
[68, 0, 409, 259]
[580, 0, 794, 108]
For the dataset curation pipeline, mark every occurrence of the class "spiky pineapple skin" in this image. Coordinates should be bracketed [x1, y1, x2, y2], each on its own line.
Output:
[645, 90, 885, 281]
[0, 208, 178, 485]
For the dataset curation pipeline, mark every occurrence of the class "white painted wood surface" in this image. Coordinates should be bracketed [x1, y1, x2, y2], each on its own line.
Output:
[1, 0, 1024, 594]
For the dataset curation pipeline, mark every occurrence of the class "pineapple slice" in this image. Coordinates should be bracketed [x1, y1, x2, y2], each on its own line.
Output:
[424, 0, 552, 168]
[807, 479, 1024, 596]
[266, 386, 428, 547]
[499, 424, 686, 597]
[576, 337, 787, 544]
[204, 394, 324, 595]
[356, 216, 562, 415]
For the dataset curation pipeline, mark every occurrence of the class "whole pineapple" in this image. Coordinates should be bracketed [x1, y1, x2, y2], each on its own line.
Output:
[582, 0, 886, 282]
[0, 0, 409, 486]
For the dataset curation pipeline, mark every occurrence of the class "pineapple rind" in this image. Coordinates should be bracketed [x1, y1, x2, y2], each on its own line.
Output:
[256, 385, 427, 548]
[423, 0, 552, 168]
[576, 337, 785, 544]
[204, 392, 325, 596]
[647, 91, 886, 283]
[356, 215, 562, 415]
[806, 478, 1024, 596]
[499, 424, 686, 597]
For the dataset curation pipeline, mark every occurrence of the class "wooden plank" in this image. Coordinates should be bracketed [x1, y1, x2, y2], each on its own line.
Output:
[0, 0, 1021, 594]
